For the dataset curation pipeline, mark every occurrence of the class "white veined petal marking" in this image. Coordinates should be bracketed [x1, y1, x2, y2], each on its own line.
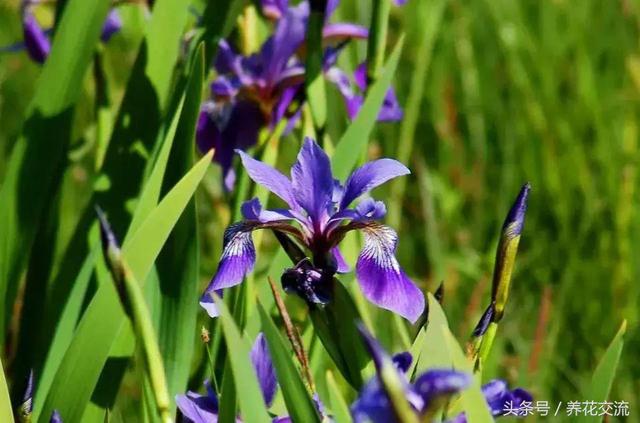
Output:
[359, 223, 401, 274]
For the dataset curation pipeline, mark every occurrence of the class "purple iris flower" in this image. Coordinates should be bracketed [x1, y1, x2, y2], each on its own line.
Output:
[176, 333, 278, 423]
[353, 325, 533, 422]
[352, 324, 471, 422]
[326, 62, 403, 122]
[5, 1, 122, 64]
[200, 137, 425, 323]
[197, 0, 402, 191]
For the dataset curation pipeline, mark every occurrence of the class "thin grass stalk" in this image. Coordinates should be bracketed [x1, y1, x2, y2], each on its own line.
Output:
[305, 0, 328, 136]
[366, 0, 391, 83]
[267, 277, 316, 392]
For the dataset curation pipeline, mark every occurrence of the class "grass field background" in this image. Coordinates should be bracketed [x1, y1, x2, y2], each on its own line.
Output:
[0, 0, 638, 420]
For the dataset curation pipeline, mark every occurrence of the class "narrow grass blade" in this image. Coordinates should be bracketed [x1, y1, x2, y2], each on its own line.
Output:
[305, 5, 327, 132]
[154, 44, 206, 406]
[258, 303, 322, 423]
[326, 371, 353, 423]
[0, 358, 13, 423]
[415, 294, 453, 373]
[578, 321, 626, 423]
[32, 241, 99, 419]
[331, 36, 404, 180]
[213, 297, 271, 423]
[366, 0, 392, 81]
[442, 328, 494, 423]
[38, 151, 212, 423]
[309, 279, 368, 390]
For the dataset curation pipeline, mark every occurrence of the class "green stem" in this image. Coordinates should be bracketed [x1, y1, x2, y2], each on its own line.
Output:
[366, 0, 392, 84]
[305, 1, 327, 137]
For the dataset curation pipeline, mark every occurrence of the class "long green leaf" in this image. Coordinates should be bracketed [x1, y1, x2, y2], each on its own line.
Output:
[258, 303, 322, 423]
[326, 371, 353, 423]
[153, 44, 206, 407]
[213, 297, 271, 423]
[0, 358, 13, 423]
[443, 328, 494, 423]
[38, 151, 212, 423]
[33, 240, 99, 418]
[40, 0, 193, 391]
[331, 36, 404, 180]
[0, 0, 110, 344]
[578, 320, 626, 423]
[309, 279, 368, 390]
[413, 295, 492, 422]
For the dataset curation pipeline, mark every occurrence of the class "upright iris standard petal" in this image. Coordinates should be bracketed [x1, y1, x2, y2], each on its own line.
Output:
[22, 13, 50, 63]
[237, 150, 298, 209]
[355, 224, 425, 323]
[340, 159, 410, 209]
[264, 2, 309, 82]
[251, 333, 278, 407]
[291, 138, 335, 223]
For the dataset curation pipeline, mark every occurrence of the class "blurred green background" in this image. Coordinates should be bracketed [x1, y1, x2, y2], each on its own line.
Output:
[1, 0, 639, 420]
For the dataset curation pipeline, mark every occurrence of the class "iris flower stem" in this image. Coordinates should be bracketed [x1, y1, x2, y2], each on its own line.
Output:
[366, 0, 391, 84]
[477, 322, 498, 371]
[98, 212, 172, 423]
[305, 0, 328, 137]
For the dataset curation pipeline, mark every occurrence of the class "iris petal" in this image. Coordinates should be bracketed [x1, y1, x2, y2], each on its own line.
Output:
[175, 390, 219, 423]
[251, 333, 278, 407]
[355, 224, 425, 323]
[205, 222, 258, 291]
[291, 138, 335, 224]
[237, 152, 298, 209]
[22, 13, 50, 64]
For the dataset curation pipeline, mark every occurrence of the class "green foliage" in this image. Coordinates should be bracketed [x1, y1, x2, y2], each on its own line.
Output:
[578, 321, 627, 423]
[0, 0, 637, 421]
[214, 297, 271, 423]
[258, 303, 322, 423]
[0, 358, 13, 423]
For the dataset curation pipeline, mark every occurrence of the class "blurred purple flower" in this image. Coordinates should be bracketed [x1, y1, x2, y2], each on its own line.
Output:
[327, 62, 403, 122]
[197, 0, 402, 190]
[50, 410, 63, 423]
[3, 1, 122, 64]
[352, 324, 470, 422]
[200, 137, 424, 322]
[176, 333, 277, 423]
[353, 325, 533, 422]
